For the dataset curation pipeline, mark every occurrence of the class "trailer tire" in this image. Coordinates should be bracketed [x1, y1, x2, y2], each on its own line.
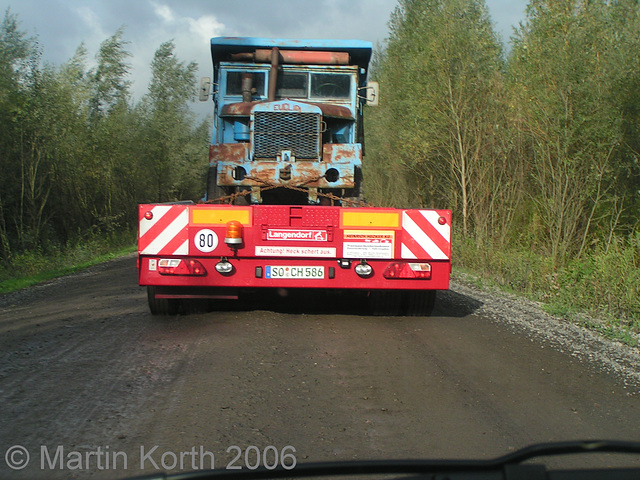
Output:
[404, 290, 436, 316]
[147, 286, 179, 315]
[183, 299, 210, 314]
[369, 290, 403, 316]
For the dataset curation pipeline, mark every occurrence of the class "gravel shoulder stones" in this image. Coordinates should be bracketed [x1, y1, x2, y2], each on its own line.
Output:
[450, 274, 640, 393]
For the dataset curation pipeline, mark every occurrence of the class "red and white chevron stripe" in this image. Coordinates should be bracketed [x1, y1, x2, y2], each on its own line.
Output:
[400, 210, 451, 260]
[138, 205, 189, 255]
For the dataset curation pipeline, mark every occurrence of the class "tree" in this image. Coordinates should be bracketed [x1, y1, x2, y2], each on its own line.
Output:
[0, 12, 210, 262]
[508, 0, 624, 263]
[367, 0, 513, 242]
[0, 9, 35, 258]
[88, 27, 131, 119]
[0, 9, 44, 254]
[139, 41, 208, 203]
[606, 0, 640, 235]
[85, 28, 136, 234]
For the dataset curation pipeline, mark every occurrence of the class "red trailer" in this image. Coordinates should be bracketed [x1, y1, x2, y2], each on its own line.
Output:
[138, 203, 450, 315]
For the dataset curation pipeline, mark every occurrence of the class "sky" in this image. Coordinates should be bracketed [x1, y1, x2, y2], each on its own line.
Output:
[0, 0, 528, 104]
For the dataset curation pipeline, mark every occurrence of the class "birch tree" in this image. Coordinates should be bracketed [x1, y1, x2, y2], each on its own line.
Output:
[508, 0, 623, 263]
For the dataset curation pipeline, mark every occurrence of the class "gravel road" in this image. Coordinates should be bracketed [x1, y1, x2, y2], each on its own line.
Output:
[0, 255, 639, 479]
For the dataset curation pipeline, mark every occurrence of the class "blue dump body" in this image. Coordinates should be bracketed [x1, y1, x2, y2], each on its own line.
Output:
[205, 37, 374, 205]
[210, 37, 374, 71]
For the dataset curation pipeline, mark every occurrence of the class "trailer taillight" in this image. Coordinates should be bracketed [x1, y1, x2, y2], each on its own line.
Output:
[158, 258, 207, 276]
[190, 260, 206, 275]
[383, 262, 432, 279]
[144, 211, 153, 220]
[225, 221, 243, 246]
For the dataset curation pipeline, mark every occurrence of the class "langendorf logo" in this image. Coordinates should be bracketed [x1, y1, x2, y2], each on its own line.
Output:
[266, 229, 328, 242]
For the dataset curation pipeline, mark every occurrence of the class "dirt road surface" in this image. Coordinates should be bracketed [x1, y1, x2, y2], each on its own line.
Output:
[1, 255, 639, 479]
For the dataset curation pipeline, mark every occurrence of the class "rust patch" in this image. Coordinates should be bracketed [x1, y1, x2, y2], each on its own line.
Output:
[219, 161, 355, 188]
[230, 49, 349, 66]
[222, 101, 352, 120]
[221, 102, 256, 117]
[323, 144, 357, 162]
[209, 143, 249, 163]
[308, 103, 353, 120]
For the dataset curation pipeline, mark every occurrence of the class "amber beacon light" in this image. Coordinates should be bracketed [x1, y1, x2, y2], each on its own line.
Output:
[225, 221, 244, 246]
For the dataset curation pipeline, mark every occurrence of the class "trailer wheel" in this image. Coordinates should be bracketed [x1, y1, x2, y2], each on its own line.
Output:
[147, 286, 179, 315]
[369, 290, 404, 316]
[182, 299, 210, 314]
[404, 290, 436, 317]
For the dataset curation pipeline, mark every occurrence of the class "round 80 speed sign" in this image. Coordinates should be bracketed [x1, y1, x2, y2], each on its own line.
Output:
[194, 229, 218, 253]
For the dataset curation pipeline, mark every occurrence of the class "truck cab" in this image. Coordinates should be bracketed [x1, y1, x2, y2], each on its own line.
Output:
[201, 38, 377, 205]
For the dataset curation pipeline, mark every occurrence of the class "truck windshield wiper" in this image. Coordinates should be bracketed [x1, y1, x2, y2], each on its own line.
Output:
[130, 440, 640, 480]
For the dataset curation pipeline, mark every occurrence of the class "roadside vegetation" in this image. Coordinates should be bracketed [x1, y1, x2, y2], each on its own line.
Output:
[0, 10, 208, 292]
[367, 0, 640, 339]
[0, 234, 136, 294]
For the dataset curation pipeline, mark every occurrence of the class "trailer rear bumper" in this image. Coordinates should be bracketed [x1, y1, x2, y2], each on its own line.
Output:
[138, 255, 450, 292]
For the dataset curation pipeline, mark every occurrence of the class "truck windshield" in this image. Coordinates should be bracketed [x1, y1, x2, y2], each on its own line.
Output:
[225, 71, 266, 97]
[274, 72, 353, 100]
[276, 72, 307, 98]
[310, 73, 351, 99]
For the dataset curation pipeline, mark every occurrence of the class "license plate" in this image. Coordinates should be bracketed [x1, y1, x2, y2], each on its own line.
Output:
[265, 266, 324, 279]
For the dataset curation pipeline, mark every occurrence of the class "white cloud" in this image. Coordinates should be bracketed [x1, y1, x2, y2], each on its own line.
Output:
[188, 15, 226, 45]
[117, 2, 229, 104]
[146, 2, 227, 66]
[153, 2, 175, 23]
[150, 2, 226, 42]
[75, 6, 103, 34]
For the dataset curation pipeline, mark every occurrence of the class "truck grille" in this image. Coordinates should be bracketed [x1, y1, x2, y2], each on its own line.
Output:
[253, 112, 320, 160]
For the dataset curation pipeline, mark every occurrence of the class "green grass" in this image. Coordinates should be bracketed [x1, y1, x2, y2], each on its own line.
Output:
[0, 236, 136, 295]
[453, 234, 640, 347]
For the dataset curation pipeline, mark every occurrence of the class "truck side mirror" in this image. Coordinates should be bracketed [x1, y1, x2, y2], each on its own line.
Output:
[199, 77, 212, 102]
[366, 81, 379, 106]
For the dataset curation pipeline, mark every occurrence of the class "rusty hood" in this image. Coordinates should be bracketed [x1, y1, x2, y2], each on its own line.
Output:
[220, 100, 354, 120]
